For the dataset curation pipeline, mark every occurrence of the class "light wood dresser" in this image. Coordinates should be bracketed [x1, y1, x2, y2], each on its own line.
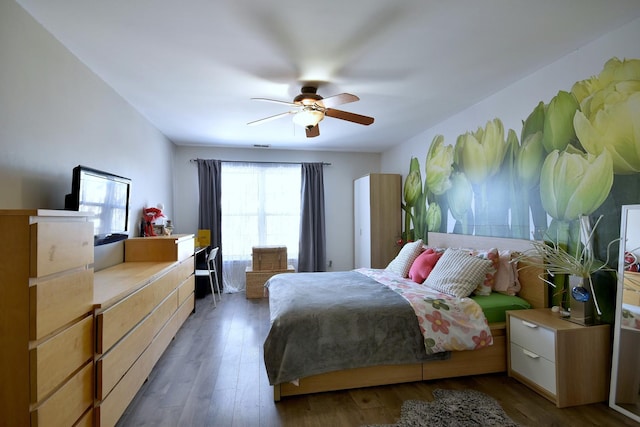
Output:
[0, 209, 95, 427]
[0, 211, 195, 427]
[94, 235, 195, 427]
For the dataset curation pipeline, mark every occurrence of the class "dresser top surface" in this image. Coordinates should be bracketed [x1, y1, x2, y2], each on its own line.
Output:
[93, 262, 175, 309]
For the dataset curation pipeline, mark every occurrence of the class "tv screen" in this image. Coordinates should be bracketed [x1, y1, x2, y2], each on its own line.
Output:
[65, 165, 131, 246]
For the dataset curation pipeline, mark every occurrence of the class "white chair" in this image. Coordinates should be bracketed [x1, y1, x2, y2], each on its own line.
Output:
[195, 247, 222, 305]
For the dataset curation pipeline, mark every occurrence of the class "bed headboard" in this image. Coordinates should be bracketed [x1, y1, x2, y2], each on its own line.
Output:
[427, 232, 548, 309]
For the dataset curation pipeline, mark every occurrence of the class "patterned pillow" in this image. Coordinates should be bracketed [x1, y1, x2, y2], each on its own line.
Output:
[408, 248, 444, 284]
[424, 248, 493, 297]
[385, 239, 423, 278]
[466, 248, 500, 296]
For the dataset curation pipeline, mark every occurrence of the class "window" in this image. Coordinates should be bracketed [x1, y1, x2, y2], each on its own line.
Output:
[220, 162, 301, 290]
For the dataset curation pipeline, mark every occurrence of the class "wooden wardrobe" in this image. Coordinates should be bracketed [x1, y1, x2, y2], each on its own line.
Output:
[353, 173, 401, 269]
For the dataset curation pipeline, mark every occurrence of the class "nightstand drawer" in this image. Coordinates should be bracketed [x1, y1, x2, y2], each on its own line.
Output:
[510, 342, 557, 394]
[509, 316, 555, 362]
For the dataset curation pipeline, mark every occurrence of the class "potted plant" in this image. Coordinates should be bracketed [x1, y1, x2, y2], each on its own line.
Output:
[513, 215, 618, 325]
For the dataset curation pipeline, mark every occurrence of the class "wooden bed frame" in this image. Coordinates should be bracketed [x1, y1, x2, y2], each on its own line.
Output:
[273, 232, 548, 401]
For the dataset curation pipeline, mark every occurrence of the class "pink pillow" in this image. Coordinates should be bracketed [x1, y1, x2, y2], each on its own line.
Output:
[408, 248, 443, 283]
[494, 250, 521, 295]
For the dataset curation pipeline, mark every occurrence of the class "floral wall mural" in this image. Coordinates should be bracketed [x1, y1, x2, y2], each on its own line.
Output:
[402, 57, 640, 315]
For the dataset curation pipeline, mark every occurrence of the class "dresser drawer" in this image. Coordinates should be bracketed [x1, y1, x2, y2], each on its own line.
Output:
[178, 275, 195, 306]
[509, 316, 555, 362]
[175, 256, 194, 282]
[75, 408, 94, 427]
[30, 268, 93, 340]
[510, 342, 557, 394]
[97, 298, 190, 427]
[97, 268, 179, 354]
[31, 361, 93, 427]
[97, 290, 178, 400]
[176, 237, 195, 262]
[30, 221, 94, 277]
[30, 315, 93, 403]
[124, 235, 194, 262]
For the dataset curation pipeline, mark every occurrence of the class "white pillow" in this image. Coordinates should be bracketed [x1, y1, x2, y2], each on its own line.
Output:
[424, 248, 493, 297]
[494, 249, 521, 296]
[385, 239, 423, 277]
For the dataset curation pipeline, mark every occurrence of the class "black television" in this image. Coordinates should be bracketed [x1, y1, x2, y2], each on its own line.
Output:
[65, 165, 132, 246]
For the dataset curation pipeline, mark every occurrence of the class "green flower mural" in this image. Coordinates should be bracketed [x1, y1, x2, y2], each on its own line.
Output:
[447, 171, 473, 235]
[426, 135, 454, 233]
[401, 136, 454, 242]
[539, 149, 614, 259]
[509, 102, 548, 240]
[540, 150, 613, 224]
[573, 58, 640, 174]
[402, 157, 424, 242]
[400, 56, 640, 314]
[454, 118, 509, 237]
[455, 118, 507, 185]
[426, 135, 454, 196]
[402, 56, 639, 244]
[542, 90, 580, 153]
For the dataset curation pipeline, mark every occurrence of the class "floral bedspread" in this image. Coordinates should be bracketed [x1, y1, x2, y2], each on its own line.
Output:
[357, 268, 493, 355]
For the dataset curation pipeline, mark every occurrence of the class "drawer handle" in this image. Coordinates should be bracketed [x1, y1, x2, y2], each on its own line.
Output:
[522, 349, 540, 359]
[522, 321, 538, 329]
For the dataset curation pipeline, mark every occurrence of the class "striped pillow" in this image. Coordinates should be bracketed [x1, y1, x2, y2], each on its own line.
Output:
[468, 248, 500, 296]
[424, 248, 493, 297]
[385, 239, 423, 277]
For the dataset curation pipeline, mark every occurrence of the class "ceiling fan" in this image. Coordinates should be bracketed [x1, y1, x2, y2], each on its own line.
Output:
[247, 86, 375, 138]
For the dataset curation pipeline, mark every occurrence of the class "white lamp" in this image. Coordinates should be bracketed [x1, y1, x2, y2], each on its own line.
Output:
[293, 108, 324, 128]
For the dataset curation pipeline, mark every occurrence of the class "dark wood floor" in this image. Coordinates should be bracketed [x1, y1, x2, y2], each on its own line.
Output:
[117, 292, 639, 427]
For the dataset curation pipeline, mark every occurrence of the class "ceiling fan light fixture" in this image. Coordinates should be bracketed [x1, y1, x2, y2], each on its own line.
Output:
[293, 108, 324, 128]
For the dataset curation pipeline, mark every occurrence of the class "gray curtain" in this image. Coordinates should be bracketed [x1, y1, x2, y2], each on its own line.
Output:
[298, 163, 326, 272]
[196, 159, 223, 290]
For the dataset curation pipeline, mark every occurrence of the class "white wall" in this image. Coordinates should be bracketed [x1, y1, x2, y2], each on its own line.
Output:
[0, 1, 174, 241]
[381, 18, 640, 178]
[173, 146, 380, 271]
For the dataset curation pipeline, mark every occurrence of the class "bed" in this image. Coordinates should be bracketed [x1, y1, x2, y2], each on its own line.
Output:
[264, 232, 547, 401]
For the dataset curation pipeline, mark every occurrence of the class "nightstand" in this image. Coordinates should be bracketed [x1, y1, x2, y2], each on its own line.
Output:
[506, 308, 611, 408]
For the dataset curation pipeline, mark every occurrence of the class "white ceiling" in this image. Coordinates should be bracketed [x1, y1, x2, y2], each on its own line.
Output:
[16, 0, 640, 153]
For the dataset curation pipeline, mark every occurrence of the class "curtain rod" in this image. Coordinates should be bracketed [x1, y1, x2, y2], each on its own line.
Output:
[190, 159, 331, 166]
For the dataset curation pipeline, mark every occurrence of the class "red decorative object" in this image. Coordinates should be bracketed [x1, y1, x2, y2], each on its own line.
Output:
[625, 251, 639, 272]
[143, 206, 165, 236]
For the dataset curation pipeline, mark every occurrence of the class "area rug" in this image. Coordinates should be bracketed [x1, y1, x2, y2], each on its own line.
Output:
[366, 389, 519, 427]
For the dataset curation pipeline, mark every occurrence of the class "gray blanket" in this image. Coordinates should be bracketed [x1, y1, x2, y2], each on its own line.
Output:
[263, 270, 447, 385]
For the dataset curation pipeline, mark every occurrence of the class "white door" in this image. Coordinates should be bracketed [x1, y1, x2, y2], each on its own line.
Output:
[354, 176, 372, 268]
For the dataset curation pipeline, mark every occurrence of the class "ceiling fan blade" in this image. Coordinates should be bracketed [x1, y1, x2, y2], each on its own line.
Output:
[251, 97, 299, 107]
[306, 125, 320, 138]
[325, 108, 374, 125]
[247, 111, 293, 126]
[317, 93, 359, 109]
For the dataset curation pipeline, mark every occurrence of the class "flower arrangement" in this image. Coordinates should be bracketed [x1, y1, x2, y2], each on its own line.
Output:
[512, 215, 618, 316]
